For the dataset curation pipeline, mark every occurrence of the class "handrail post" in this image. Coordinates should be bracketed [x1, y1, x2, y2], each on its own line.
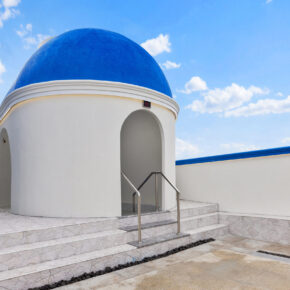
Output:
[159, 172, 181, 235]
[121, 171, 142, 243]
[127, 170, 181, 240]
[132, 194, 136, 213]
[155, 172, 159, 211]
[176, 191, 181, 234]
[137, 195, 141, 243]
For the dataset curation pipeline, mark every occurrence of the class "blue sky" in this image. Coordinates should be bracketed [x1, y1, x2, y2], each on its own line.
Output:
[0, 0, 289, 159]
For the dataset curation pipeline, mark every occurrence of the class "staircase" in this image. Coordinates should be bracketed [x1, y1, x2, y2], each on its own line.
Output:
[0, 200, 227, 289]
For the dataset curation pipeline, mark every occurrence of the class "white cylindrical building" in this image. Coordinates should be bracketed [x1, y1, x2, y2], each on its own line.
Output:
[0, 28, 179, 217]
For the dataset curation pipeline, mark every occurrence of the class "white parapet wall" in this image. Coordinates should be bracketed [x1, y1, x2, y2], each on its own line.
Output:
[176, 149, 290, 217]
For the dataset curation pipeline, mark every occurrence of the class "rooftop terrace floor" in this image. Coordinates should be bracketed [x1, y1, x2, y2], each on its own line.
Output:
[59, 234, 290, 290]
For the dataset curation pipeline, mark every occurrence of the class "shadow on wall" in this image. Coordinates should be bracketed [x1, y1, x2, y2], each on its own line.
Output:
[0, 128, 11, 208]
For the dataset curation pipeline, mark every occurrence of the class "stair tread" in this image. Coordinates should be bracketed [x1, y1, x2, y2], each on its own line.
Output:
[0, 244, 135, 281]
[186, 224, 227, 235]
[179, 200, 218, 210]
[181, 202, 217, 208]
[0, 218, 117, 237]
[181, 212, 218, 221]
[0, 229, 125, 255]
[120, 219, 176, 232]
[129, 232, 189, 248]
[119, 210, 170, 219]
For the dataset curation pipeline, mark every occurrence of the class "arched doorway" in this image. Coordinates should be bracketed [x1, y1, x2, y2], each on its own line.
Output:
[0, 128, 11, 209]
[121, 110, 162, 216]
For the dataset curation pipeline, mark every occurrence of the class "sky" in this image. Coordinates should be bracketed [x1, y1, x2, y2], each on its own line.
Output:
[0, 0, 289, 159]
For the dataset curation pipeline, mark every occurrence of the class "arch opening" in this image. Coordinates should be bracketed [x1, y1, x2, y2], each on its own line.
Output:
[0, 128, 11, 209]
[121, 110, 162, 216]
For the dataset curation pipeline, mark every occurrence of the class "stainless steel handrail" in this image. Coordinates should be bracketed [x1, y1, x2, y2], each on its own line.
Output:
[121, 171, 142, 243]
[132, 171, 156, 213]
[132, 171, 181, 234]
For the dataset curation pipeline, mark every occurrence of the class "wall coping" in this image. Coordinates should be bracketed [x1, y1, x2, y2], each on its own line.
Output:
[176, 146, 290, 165]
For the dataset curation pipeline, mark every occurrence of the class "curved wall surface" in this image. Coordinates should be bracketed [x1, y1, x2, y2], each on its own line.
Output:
[0, 128, 11, 208]
[0, 81, 178, 217]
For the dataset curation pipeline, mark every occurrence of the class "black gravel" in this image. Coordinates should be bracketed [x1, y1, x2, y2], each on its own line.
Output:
[28, 238, 215, 290]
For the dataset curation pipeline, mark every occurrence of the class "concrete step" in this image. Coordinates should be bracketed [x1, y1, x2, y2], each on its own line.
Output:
[0, 233, 192, 290]
[119, 210, 172, 227]
[181, 213, 219, 232]
[129, 232, 189, 248]
[0, 229, 128, 272]
[120, 219, 178, 240]
[122, 213, 219, 242]
[119, 201, 218, 227]
[187, 224, 229, 242]
[179, 202, 218, 218]
[0, 218, 118, 250]
[0, 244, 134, 290]
[120, 219, 176, 232]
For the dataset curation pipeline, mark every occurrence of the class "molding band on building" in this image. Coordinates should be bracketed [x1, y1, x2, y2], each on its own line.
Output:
[176, 146, 290, 165]
[0, 80, 179, 122]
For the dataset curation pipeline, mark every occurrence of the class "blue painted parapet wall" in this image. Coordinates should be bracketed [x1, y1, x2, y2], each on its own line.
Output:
[176, 146, 290, 165]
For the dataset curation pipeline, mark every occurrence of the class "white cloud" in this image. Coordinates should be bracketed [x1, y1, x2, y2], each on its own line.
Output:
[187, 83, 268, 114]
[180, 76, 207, 94]
[281, 137, 290, 145]
[225, 95, 290, 117]
[162, 60, 181, 70]
[0, 0, 21, 28]
[3, 0, 21, 6]
[277, 92, 283, 97]
[176, 138, 200, 159]
[0, 59, 6, 83]
[266, 0, 272, 4]
[141, 34, 171, 56]
[16, 23, 50, 49]
[16, 23, 32, 37]
[220, 143, 259, 153]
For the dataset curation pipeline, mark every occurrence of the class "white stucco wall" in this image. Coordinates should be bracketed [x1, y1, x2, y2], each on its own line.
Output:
[0, 129, 11, 208]
[176, 154, 290, 217]
[0, 81, 178, 217]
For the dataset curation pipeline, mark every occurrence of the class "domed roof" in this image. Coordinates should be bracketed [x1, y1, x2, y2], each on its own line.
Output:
[8, 28, 172, 97]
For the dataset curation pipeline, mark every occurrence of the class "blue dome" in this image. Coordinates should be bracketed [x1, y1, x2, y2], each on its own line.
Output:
[8, 29, 172, 97]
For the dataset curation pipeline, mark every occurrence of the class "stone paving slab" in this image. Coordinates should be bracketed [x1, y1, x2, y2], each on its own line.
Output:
[59, 235, 290, 290]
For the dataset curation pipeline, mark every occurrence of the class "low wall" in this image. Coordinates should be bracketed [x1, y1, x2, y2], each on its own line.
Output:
[176, 148, 290, 217]
[220, 213, 290, 245]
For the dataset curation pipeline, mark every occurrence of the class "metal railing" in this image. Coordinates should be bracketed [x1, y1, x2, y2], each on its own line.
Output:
[132, 171, 181, 234]
[121, 171, 142, 243]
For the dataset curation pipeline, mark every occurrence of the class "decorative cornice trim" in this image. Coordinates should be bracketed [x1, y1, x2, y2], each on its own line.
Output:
[176, 146, 290, 165]
[0, 80, 179, 121]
